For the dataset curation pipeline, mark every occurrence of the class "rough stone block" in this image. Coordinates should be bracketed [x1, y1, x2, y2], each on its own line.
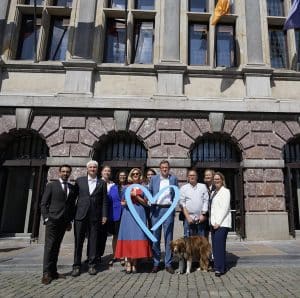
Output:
[138, 118, 156, 139]
[223, 120, 237, 135]
[256, 182, 284, 197]
[161, 132, 176, 144]
[286, 121, 300, 136]
[195, 119, 210, 134]
[47, 167, 59, 181]
[101, 117, 115, 133]
[170, 168, 188, 181]
[129, 118, 144, 133]
[239, 133, 255, 150]
[245, 146, 281, 159]
[50, 144, 70, 157]
[182, 119, 201, 140]
[232, 121, 251, 141]
[245, 182, 256, 197]
[176, 132, 194, 149]
[269, 134, 286, 150]
[40, 117, 60, 138]
[157, 118, 181, 130]
[244, 169, 264, 182]
[251, 121, 273, 132]
[79, 129, 98, 147]
[62, 117, 86, 129]
[70, 143, 91, 157]
[65, 130, 79, 143]
[70, 167, 87, 180]
[268, 197, 285, 211]
[273, 121, 292, 141]
[149, 146, 168, 158]
[0, 115, 16, 133]
[46, 129, 64, 147]
[245, 197, 268, 211]
[144, 132, 161, 148]
[264, 169, 283, 182]
[31, 116, 48, 131]
[168, 145, 188, 158]
[253, 132, 272, 146]
[87, 117, 107, 138]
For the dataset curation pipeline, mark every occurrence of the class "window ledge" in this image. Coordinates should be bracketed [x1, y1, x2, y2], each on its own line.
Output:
[97, 63, 156, 74]
[2, 60, 65, 71]
[267, 16, 286, 26]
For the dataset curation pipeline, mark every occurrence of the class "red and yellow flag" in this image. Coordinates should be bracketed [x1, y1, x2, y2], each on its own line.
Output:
[211, 0, 230, 26]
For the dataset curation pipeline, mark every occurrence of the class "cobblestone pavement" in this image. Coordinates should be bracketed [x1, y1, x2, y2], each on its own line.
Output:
[1, 239, 300, 297]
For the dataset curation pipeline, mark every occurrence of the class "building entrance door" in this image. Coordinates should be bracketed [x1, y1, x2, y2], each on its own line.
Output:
[191, 134, 245, 238]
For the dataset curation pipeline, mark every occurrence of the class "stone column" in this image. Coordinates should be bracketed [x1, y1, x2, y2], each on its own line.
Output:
[154, 0, 186, 99]
[243, 0, 272, 99]
[62, 0, 97, 95]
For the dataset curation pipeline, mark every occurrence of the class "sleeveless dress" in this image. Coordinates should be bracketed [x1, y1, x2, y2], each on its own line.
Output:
[115, 186, 152, 259]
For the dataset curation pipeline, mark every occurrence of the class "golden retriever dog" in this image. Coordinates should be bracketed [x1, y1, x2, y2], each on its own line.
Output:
[170, 236, 211, 274]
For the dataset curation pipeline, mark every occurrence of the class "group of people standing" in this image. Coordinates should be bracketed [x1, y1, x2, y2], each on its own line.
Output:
[40, 159, 231, 285]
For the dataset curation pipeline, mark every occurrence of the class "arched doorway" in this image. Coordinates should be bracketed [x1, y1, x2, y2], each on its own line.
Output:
[92, 132, 147, 179]
[190, 133, 245, 238]
[284, 137, 300, 237]
[0, 130, 49, 239]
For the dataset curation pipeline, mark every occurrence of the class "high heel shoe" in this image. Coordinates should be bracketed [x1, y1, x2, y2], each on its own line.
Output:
[125, 262, 132, 274]
[131, 266, 137, 274]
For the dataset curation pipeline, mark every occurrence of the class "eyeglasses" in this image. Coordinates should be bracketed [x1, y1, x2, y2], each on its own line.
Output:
[132, 172, 140, 176]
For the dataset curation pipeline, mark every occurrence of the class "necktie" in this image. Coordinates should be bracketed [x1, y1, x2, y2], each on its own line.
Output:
[62, 182, 68, 198]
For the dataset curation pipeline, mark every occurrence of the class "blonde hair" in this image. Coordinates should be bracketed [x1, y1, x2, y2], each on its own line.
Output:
[214, 171, 226, 187]
[128, 168, 143, 183]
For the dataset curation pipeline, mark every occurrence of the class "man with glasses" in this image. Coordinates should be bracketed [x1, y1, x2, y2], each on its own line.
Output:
[179, 169, 209, 238]
[149, 160, 178, 274]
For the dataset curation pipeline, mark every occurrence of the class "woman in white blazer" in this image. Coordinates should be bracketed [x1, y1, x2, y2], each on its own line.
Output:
[210, 172, 231, 277]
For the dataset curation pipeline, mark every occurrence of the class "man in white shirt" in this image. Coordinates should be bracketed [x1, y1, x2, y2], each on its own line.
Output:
[180, 169, 209, 238]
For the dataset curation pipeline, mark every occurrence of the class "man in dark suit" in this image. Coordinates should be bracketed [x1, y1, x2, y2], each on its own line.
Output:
[149, 160, 178, 274]
[41, 164, 76, 285]
[71, 160, 108, 277]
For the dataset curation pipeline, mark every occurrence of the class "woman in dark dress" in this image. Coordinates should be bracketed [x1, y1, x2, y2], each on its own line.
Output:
[107, 170, 127, 266]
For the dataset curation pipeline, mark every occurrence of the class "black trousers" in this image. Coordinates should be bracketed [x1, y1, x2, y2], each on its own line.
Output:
[97, 222, 107, 258]
[73, 217, 99, 268]
[43, 219, 67, 275]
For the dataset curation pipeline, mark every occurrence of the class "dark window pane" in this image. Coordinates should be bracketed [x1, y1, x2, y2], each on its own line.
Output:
[104, 19, 126, 63]
[46, 17, 69, 61]
[189, 23, 208, 65]
[135, 0, 154, 10]
[216, 25, 235, 67]
[269, 28, 287, 68]
[24, 0, 44, 5]
[52, 0, 73, 7]
[133, 21, 154, 64]
[295, 29, 300, 61]
[109, 0, 125, 8]
[267, 0, 284, 16]
[17, 15, 41, 60]
[189, 0, 207, 12]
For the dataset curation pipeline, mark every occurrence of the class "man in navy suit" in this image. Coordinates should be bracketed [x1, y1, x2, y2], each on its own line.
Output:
[149, 160, 178, 274]
[41, 164, 76, 285]
[71, 160, 108, 277]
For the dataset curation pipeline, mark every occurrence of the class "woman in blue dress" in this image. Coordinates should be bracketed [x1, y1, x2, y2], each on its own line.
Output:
[107, 170, 127, 266]
[115, 168, 152, 273]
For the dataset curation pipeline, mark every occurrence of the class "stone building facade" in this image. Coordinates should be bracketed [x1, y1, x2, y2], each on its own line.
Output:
[0, 0, 300, 240]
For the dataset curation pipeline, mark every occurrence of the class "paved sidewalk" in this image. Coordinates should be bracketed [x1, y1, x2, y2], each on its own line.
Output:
[1, 238, 300, 297]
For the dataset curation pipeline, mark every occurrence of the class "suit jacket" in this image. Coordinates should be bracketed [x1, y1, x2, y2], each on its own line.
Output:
[210, 186, 232, 228]
[74, 176, 108, 221]
[40, 180, 76, 223]
[149, 174, 178, 200]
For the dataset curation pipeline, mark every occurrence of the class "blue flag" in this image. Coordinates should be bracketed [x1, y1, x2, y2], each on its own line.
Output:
[284, 0, 300, 30]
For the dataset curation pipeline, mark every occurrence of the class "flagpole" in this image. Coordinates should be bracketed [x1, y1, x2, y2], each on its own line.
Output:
[33, 0, 37, 63]
[124, 0, 128, 66]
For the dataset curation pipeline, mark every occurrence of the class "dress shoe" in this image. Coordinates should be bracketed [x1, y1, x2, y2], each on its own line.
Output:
[71, 267, 81, 277]
[165, 267, 175, 274]
[41, 273, 53, 285]
[88, 267, 97, 275]
[53, 272, 66, 279]
[151, 266, 160, 273]
[215, 271, 223, 277]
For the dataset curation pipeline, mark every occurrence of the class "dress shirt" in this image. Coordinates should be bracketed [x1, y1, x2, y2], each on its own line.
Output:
[179, 183, 208, 220]
[156, 176, 172, 205]
[59, 178, 69, 196]
[88, 175, 97, 195]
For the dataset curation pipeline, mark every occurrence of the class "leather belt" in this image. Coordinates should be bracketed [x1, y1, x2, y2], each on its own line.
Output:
[152, 204, 172, 208]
